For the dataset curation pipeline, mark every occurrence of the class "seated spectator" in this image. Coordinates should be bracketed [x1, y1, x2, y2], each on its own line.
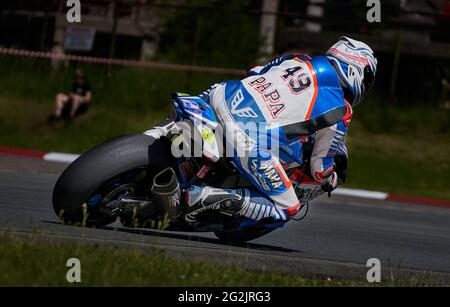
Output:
[49, 69, 92, 122]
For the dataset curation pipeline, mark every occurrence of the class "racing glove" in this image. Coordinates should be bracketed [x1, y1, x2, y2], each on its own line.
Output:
[321, 171, 338, 195]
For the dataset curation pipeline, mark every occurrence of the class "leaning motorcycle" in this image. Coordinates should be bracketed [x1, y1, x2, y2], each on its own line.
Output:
[52, 93, 345, 242]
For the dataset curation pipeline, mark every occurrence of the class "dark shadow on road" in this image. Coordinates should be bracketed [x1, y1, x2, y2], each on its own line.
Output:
[41, 220, 300, 253]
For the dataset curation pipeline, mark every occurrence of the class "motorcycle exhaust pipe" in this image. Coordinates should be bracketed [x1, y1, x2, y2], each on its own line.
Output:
[151, 167, 183, 222]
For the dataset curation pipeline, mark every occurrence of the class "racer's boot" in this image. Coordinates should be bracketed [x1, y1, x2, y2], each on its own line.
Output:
[184, 187, 290, 224]
[184, 186, 247, 224]
[143, 118, 175, 140]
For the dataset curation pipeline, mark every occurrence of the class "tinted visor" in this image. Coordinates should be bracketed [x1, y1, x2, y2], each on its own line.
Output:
[363, 65, 375, 94]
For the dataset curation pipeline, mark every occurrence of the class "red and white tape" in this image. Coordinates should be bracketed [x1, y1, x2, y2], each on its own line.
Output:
[1, 145, 449, 208]
[0, 47, 246, 76]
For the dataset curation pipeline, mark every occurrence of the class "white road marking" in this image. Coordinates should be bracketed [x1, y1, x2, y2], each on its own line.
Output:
[43, 152, 80, 163]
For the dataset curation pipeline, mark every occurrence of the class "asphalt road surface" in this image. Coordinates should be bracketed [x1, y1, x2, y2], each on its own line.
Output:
[1, 153, 450, 284]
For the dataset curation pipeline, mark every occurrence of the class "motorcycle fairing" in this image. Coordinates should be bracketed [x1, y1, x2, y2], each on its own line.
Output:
[171, 94, 221, 161]
[172, 94, 218, 128]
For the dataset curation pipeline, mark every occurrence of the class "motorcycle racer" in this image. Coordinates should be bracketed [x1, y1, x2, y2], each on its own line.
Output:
[152, 36, 377, 225]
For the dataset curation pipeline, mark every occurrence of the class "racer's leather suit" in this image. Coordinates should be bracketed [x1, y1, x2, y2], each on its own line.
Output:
[153, 53, 352, 223]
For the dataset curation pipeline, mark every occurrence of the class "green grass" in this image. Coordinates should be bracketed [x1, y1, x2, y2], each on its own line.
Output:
[0, 56, 232, 153]
[346, 102, 450, 200]
[0, 95, 165, 153]
[0, 57, 449, 200]
[0, 233, 371, 287]
[0, 56, 231, 111]
[346, 132, 450, 200]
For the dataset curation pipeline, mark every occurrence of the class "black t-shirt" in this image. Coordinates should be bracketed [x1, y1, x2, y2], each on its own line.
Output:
[71, 80, 92, 97]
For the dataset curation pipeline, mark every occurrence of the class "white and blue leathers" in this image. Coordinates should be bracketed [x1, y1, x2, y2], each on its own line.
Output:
[192, 53, 352, 221]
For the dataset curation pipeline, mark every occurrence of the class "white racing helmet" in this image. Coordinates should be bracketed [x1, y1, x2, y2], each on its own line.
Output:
[326, 36, 377, 106]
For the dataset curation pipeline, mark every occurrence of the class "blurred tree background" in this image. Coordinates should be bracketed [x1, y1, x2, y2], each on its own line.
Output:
[157, 0, 261, 68]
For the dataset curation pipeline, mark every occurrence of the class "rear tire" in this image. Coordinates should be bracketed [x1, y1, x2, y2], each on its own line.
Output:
[52, 134, 173, 227]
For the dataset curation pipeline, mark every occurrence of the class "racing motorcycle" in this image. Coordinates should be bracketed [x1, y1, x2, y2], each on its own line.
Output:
[53, 93, 346, 242]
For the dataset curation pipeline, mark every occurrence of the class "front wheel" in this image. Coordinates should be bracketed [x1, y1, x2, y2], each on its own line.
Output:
[52, 134, 174, 227]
